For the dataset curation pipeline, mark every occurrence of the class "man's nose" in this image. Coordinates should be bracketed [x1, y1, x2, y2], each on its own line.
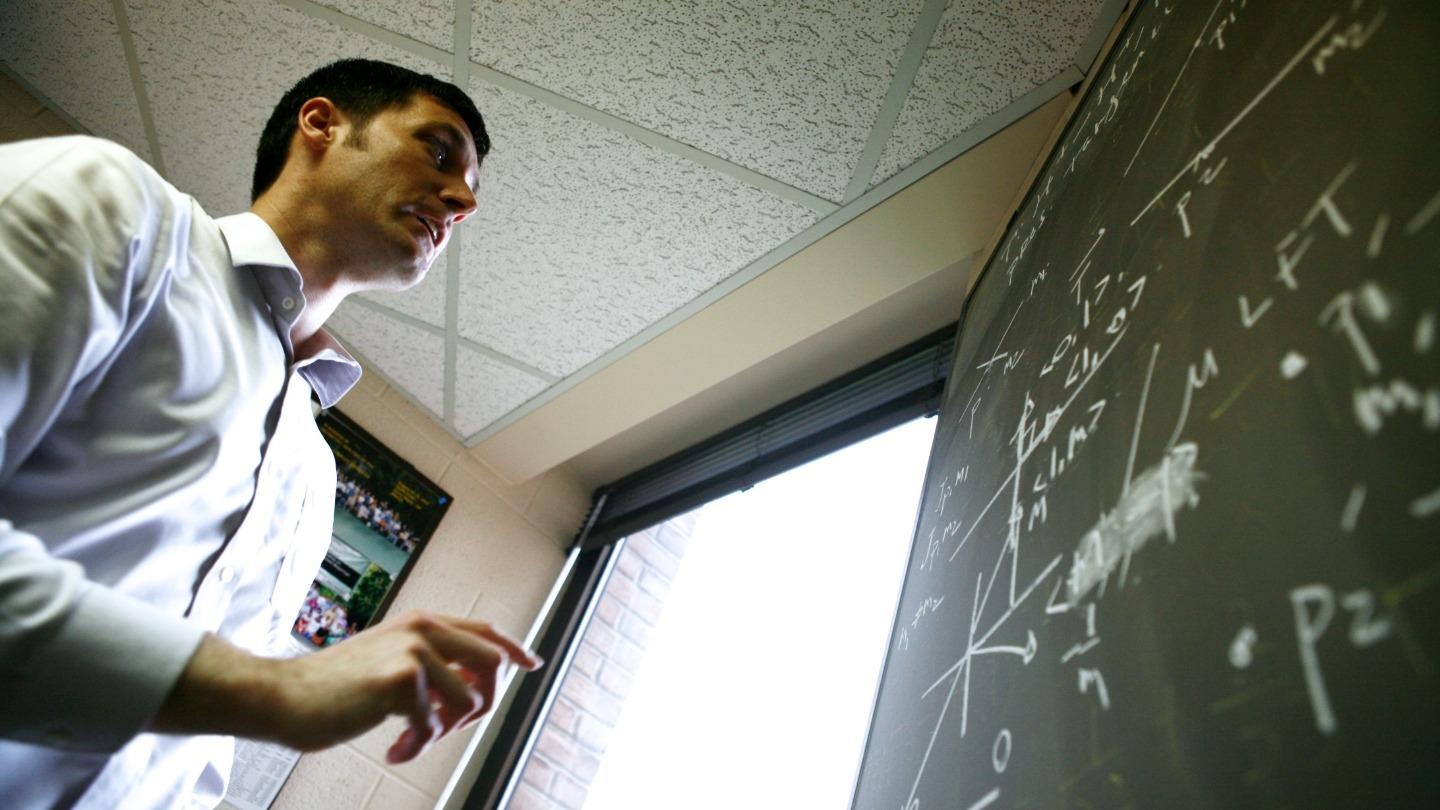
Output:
[442, 181, 478, 223]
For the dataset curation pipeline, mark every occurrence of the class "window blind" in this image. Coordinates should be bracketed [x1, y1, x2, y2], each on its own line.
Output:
[582, 324, 957, 548]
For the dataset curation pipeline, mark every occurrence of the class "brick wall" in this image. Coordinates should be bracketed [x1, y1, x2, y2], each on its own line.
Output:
[511, 513, 698, 810]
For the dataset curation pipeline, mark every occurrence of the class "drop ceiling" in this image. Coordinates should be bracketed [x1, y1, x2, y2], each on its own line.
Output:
[1, 0, 1114, 452]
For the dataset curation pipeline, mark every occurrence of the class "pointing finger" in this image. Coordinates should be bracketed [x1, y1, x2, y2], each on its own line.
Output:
[448, 618, 545, 670]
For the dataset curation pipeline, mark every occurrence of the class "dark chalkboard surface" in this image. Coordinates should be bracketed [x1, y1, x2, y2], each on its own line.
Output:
[851, 1, 1440, 808]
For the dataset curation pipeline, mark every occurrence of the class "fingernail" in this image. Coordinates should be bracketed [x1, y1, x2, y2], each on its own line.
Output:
[386, 729, 417, 764]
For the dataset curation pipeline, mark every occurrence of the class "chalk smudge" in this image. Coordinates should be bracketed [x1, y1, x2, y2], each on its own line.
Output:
[1066, 442, 1203, 604]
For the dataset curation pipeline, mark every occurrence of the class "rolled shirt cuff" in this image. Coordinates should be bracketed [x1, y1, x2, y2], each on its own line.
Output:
[2, 558, 205, 752]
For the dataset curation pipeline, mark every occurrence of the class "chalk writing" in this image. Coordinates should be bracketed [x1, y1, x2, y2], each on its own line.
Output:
[1078, 668, 1111, 710]
[1411, 487, 1440, 519]
[1290, 583, 1394, 734]
[1124, 0, 1228, 176]
[1229, 625, 1258, 668]
[1238, 294, 1273, 328]
[863, 1, 1439, 806]
[1310, 7, 1387, 75]
[1206, 0, 1247, 51]
[1340, 484, 1366, 532]
[1131, 16, 1341, 226]
[1280, 351, 1308, 378]
[992, 730, 1012, 773]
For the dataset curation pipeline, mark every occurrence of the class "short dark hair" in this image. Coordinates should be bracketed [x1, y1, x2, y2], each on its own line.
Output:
[251, 59, 489, 201]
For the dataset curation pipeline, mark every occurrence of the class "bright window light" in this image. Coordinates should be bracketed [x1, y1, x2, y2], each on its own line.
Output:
[579, 415, 937, 809]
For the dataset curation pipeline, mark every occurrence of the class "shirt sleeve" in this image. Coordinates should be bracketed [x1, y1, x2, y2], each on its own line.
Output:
[0, 137, 206, 753]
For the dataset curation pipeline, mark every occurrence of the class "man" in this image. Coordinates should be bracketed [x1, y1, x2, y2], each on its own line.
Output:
[0, 59, 541, 808]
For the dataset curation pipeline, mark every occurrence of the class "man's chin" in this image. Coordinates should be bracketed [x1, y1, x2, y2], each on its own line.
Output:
[389, 248, 434, 290]
[395, 262, 430, 290]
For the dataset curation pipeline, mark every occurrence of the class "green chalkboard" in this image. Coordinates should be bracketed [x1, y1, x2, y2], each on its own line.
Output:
[852, 1, 1440, 807]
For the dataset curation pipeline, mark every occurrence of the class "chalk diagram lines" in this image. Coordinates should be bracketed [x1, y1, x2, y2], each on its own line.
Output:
[956, 287, 1036, 442]
[1132, 14, 1342, 226]
[1123, 0, 1229, 177]
[903, 326, 1129, 808]
[948, 327, 1129, 565]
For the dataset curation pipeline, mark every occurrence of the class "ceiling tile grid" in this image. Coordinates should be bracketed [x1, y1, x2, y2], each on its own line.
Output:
[328, 302, 448, 416]
[1, 0, 1114, 444]
[1029, 0, 1111, 61]
[453, 345, 553, 437]
[122, 0, 444, 217]
[313, 0, 455, 52]
[0, 0, 154, 163]
[456, 78, 821, 379]
[468, 0, 927, 203]
[870, 0, 1106, 186]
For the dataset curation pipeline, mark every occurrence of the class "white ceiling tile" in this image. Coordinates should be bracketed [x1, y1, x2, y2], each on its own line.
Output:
[456, 79, 821, 378]
[355, 241, 451, 328]
[1030, 0, 1109, 59]
[328, 302, 446, 417]
[313, 0, 453, 52]
[871, 0, 1105, 186]
[453, 345, 550, 438]
[0, 0, 153, 162]
[123, 0, 448, 217]
[7, 0, 1102, 443]
[469, 0, 926, 202]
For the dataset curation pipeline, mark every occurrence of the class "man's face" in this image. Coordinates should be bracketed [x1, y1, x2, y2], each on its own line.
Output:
[321, 93, 480, 290]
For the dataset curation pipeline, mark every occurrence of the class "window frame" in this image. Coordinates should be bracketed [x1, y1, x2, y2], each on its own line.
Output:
[462, 324, 957, 809]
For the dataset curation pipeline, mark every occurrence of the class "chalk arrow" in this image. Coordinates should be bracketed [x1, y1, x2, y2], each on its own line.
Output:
[973, 629, 1039, 665]
[1045, 573, 1072, 614]
[1239, 295, 1274, 328]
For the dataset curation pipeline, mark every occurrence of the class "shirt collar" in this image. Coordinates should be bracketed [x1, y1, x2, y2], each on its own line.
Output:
[215, 212, 362, 408]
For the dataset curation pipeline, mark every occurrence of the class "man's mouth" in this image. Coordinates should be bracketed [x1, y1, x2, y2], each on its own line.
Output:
[416, 216, 438, 248]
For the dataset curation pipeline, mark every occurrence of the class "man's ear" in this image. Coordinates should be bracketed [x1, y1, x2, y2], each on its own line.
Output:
[296, 97, 343, 155]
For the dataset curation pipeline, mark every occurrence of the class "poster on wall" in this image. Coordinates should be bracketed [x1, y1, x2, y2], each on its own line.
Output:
[224, 407, 453, 810]
[290, 408, 454, 650]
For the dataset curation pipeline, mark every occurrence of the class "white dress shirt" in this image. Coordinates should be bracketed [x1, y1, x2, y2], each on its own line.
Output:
[0, 136, 360, 808]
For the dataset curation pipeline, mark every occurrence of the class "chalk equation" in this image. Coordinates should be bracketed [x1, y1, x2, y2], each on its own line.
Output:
[857, 0, 1439, 807]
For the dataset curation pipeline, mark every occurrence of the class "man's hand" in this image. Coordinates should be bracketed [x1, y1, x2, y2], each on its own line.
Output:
[149, 611, 543, 762]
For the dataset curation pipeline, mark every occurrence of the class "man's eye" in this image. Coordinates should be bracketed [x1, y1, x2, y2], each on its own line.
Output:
[431, 143, 447, 166]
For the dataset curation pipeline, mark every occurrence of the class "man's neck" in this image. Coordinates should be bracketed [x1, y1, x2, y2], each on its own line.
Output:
[250, 197, 350, 350]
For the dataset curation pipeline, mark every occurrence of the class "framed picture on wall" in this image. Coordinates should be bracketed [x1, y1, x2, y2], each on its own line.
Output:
[289, 408, 454, 651]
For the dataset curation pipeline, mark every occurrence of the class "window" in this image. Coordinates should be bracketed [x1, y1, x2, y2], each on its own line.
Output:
[464, 327, 954, 810]
[507, 417, 936, 809]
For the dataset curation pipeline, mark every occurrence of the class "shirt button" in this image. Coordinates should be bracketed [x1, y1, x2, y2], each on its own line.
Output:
[281, 296, 296, 311]
[217, 565, 236, 584]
